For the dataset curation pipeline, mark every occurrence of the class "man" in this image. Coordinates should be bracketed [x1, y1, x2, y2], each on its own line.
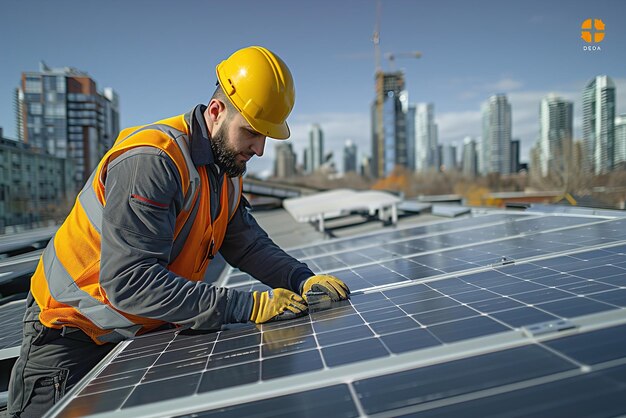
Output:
[7, 46, 349, 417]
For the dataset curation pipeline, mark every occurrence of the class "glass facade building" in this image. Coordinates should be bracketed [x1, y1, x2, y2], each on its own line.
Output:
[462, 136, 478, 178]
[0, 129, 74, 230]
[274, 142, 297, 178]
[539, 95, 573, 177]
[415, 103, 438, 172]
[582, 75, 616, 175]
[343, 140, 358, 173]
[306, 124, 324, 174]
[481, 94, 512, 175]
[15, 62, 119, 191]
[615, 114, 626, 169]
[371, 72, 407, 178]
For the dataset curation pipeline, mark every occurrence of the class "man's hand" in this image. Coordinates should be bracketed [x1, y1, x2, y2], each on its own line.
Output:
[300, 274, 350, 302]
[249, 288, 308, 324]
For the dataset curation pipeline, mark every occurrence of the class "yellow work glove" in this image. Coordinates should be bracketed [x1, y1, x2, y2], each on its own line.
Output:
[300, 274, 350, 302]
[249, 288, 308, 324]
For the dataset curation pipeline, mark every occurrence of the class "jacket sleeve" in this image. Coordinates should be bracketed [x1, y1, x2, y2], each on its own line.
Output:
[99, 147, 250, 330]
[219, 196, 314, 292]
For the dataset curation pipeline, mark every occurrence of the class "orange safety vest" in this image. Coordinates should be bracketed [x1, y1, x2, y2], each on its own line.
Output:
[30, 113, 242, 344]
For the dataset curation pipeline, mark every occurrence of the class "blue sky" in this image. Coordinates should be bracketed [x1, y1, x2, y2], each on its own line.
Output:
[1, 0, 625, 177]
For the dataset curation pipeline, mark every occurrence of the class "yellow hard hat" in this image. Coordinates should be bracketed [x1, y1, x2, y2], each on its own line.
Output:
[216, 46, 295, 139]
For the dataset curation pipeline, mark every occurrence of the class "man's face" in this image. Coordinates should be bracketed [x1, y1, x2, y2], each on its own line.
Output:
[211, 108, 267, 177]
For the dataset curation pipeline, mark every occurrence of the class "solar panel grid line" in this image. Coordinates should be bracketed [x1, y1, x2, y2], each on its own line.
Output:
[362, 263, 620, 337]
[521, 240, 626, 265]
[298, 219, 596, 278]
[0, 299, 27, 357]
[47, 288, 512, 414]
[0, 250, 42, 274]
[344, 241, 625, 301]
[290, 214, 556, 264]
[435, 240, 623, 287]
[235, 324, 584, 416]
[282, 213, 524, 255]
[352, 321, 626, 418]
[46, 212, 626, 418]
[223, 244, 625, 352]
[221, 216, 623, 291]
[224, 245, 536, 292]
[293, 213, 531, 257]
[270, 216, 510, 268]
[372, 330, 626, 418]
[46, 304, 623, 418]
[53, 329, 528, 418]
[525, 205, 626, 218]
[364, 364, 595, 418]
[533, 336, 593, 371]
[533, 308, 626, 342]
[43, 338, 134, 417]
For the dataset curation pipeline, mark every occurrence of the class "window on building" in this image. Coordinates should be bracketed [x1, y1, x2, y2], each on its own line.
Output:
[25, 77, 42, 93]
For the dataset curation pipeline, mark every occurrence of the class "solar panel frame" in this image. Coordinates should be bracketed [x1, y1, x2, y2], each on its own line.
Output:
[45, 211, 626, 418]
[0, 299, 26, 359]
[221, 214, 620, 293]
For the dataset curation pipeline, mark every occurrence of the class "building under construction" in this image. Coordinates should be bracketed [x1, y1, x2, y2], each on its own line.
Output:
[371, 71, 408, 179]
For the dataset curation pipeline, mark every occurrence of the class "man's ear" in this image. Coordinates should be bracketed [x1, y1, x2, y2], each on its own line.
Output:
[207, 99, 227, 124]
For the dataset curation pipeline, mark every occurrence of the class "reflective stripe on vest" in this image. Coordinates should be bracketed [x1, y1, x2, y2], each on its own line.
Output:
[103, 123, 201, 215]
[41, 240, 141, 343]
[77, 170, 103, 235]
[78, 124, 201, 246]
[42, 122, 241, 343]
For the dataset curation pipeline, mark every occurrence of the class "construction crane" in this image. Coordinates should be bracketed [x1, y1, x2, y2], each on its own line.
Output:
[371, 0, 422, 178]
[385, 51, 422, 71]
[372, 0, 422, 73]
[373, 0, 382, 74]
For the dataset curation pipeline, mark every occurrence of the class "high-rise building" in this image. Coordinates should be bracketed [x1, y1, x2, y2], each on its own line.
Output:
[615, 114, 626, 169]
[481, 94, 512, 175]
[461, 136, 478, 177]
[15, 62, 119, 191]
[371, 71, 407, 178]
[274, 142, 296, 178]
[303, 148, 310, 174]
[0, 128, 74, 229]
[343, 140, 358, 173]
[441, 144, 457, 172]
[405, 103, 416, 171]
[510, 139, 521, 174]
[307, 123, 324, 173]
[415, 103, 438, 172]
[360, 156, 371, 178]
[582, 75, 616, 174]
[539, 95, 573, 177]
[436, 144, 443, 171]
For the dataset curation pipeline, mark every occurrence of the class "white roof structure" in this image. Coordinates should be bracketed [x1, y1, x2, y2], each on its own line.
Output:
[283, 189, 402, 232]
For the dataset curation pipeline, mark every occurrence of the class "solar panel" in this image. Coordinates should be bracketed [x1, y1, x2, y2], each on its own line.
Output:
[45, 211, 626, 418]
[0, 226, 56, 255]
[0, 250, 41, 285]
[225, 215, 624, 294]
[0, 299, 26, 359]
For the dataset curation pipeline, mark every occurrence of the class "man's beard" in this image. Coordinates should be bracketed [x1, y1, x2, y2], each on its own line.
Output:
[211, 126, 247, 177]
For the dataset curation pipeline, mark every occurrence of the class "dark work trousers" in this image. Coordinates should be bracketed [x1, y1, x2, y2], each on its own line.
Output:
[6, 294, 116, 418]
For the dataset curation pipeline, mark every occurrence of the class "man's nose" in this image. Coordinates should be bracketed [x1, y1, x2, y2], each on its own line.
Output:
[251, 136, 266, 157]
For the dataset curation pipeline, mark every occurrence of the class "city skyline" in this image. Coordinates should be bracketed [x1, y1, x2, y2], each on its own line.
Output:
[1, 0, 625, 177]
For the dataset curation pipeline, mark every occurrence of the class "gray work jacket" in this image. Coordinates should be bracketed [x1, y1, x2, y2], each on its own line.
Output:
[99, 105, 313, 330]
